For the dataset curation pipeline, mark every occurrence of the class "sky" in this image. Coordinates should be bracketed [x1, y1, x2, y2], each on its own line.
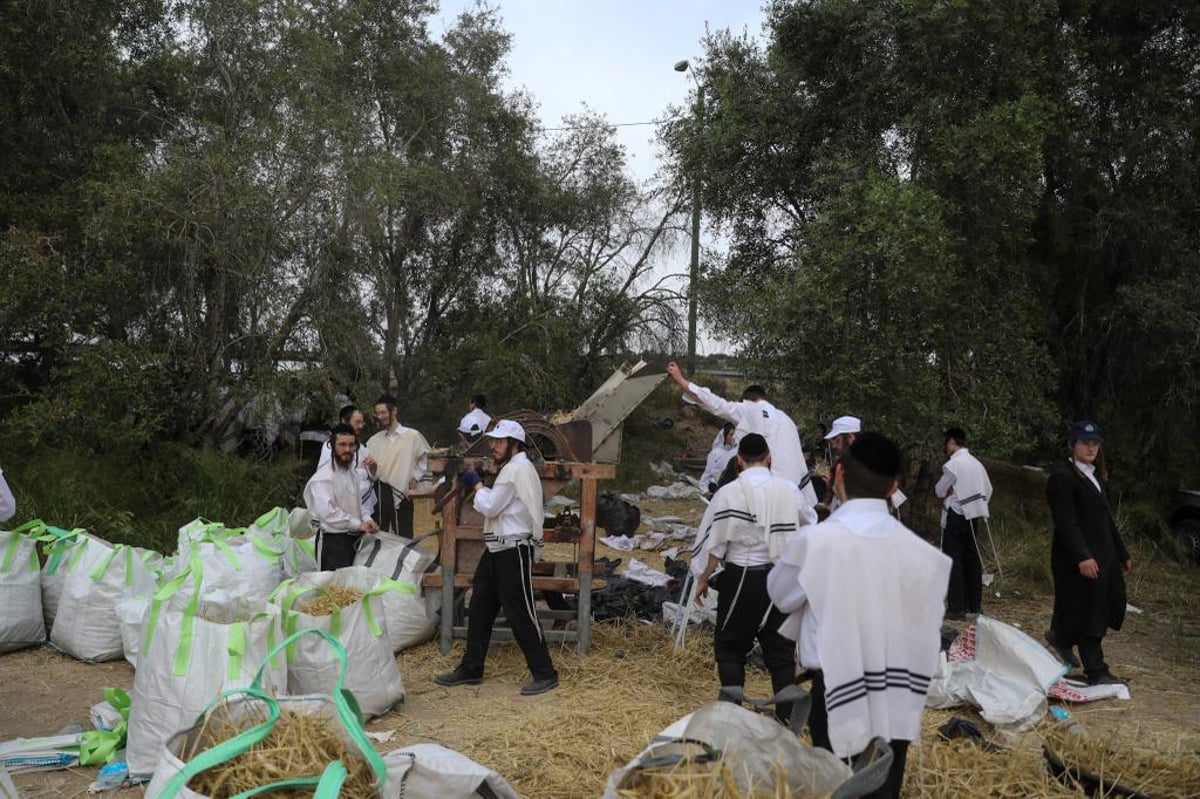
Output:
[433, 0, 768, 184]
[432, 1, 770, 355]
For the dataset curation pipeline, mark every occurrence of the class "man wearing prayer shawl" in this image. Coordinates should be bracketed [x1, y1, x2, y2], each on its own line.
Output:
[769, 433, 950, 799]
[692, 433, 816, 723]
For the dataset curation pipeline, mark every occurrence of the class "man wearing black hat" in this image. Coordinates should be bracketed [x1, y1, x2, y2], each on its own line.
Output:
[1045, 421, 1131, 685]
[769, 432, 950, 799]
[692, 433, 816, 723]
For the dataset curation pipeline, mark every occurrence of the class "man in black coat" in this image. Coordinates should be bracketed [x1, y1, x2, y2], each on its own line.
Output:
[1045, 421, 1132, 685]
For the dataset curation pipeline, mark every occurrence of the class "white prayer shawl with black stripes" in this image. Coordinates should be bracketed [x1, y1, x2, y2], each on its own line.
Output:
[940, 448, 993, 520]
[690, 467, 808, 567]
[795, 499, 952, 757]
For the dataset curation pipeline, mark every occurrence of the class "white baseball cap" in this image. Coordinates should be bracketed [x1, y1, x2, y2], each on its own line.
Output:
[824, 415, 862, 440]
[485, 419, 527, 443]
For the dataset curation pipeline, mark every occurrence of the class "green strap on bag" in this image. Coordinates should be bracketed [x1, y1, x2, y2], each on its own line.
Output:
[157, 629, 386, 799]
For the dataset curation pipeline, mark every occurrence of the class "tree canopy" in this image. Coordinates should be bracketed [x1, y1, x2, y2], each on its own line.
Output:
[663, 0, 1200, 493]
[1, 0, 683, 453]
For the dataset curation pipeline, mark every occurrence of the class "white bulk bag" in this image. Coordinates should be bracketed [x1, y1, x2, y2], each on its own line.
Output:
[51, 538, 152, 662]
[271, 566, 405, 719]
[174, 519, 225, 563]
[353, 532, 440, 651]
[383, 744, 520, 799]
[116, 547, 167, 668]
[38, 526, 88, 633]
[0, 523, 46, 653]
[165, 531, 286, 612]
[143, 630, 388, 799]
[126, 601, 285, 778]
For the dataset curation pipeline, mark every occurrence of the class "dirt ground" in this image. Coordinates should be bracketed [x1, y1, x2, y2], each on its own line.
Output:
[2, 487, 1199, 798]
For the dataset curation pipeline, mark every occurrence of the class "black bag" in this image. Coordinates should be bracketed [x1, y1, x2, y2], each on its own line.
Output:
[596, 493, 642, 538]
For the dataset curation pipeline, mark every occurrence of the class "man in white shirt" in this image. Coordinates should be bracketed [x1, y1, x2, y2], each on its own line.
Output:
[934, 426, 993, 620]
[435, 419, 559, 696]
[457, 394, 493, 443]
[693, 433, 816, 723]
[699, 423, 737, 498]
[666, 362, 818, 506]
[769, 432, 950, 799]
[366, 394, 430, 537]
[303, 424, 379, 570]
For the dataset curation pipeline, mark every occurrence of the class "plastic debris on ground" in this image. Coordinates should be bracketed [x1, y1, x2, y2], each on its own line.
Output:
[645, 482, 700, 499]
[623, 559, 671, 588]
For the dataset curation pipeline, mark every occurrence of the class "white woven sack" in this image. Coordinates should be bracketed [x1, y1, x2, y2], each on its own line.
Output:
[116, 595, 150, 668]
[165, 533, 286, 613]
[116, 547, 167, 668]
[0, 528, 46, 653]
[272, 567, 404, 719]
[50, 538, 148, 661]
[144, 693, 382, 799]
[126, 604, 285, 778]
[353, 533, 439, 652]
[175, 519, 225, 563]
[38, 528, 90, 633]
[383, 744, 520, 799]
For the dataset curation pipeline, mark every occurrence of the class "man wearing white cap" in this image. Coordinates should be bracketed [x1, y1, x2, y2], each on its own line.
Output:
[666, 361, 818, 506]
[824, 415, 861, 459]
[819, 415, 860, 512]
[435, 419, 559, 695]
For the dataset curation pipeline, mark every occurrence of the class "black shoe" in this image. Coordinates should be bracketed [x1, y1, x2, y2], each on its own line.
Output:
[520, 675, 559, 696]
[434, 667, 483, 687]
[1087, 671, 1126, 686]
[1044, 630, 1081, 669]
[945, 610, 968, 621]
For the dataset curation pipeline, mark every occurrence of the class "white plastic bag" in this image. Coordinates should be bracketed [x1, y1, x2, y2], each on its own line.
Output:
[603, 702, 852, 799]
[271, 567, 405, 719]
[383, 744, 520, 799]
[353, 532, 439, 652]
[0, 524, 46, 653]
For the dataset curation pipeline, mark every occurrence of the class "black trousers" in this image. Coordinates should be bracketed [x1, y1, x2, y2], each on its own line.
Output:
[714, 564, 797, 721]
[1076, 635, 1109, 681]
[942, 511, 982, 614]
[460, 545, 557, 681]
[315, 530, 361, 571]
[374, 482, 414, 537]
[808, 670, 911, 799]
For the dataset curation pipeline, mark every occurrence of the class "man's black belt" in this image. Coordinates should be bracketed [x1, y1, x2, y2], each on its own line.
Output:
[726, 563, 772, 573]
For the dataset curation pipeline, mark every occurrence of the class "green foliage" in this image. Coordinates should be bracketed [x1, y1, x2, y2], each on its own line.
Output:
[6, 441, 306, 553]
[667, 0, 1200, 491]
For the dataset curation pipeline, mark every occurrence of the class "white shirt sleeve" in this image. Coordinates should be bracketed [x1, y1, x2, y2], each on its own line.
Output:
[0, 468, 15, 523]
[934, 464, 955, 499]
[686, 382, 743, 425]
[472, 479, 517, 519]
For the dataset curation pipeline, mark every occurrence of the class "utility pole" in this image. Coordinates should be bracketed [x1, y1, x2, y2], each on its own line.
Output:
[675, 60, 703, 374]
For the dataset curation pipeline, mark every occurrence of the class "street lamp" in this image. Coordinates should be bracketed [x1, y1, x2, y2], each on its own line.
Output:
[674, 59, 703, 374]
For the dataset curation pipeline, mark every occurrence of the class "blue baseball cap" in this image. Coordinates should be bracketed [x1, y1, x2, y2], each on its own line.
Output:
[1068, 420, 1103, 442]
